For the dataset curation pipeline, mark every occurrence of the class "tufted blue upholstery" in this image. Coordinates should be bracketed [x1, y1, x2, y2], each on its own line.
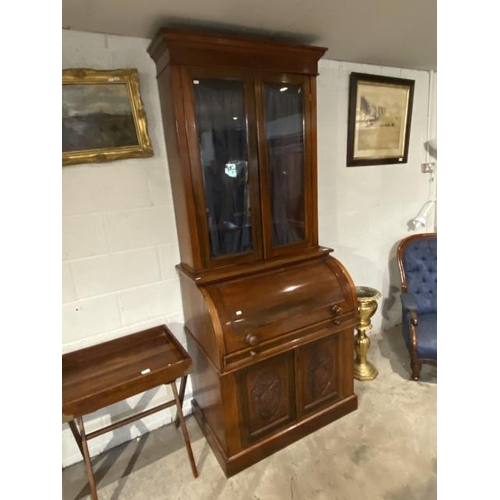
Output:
[398, 233, 437, 378]
[401, 237, 437, 314]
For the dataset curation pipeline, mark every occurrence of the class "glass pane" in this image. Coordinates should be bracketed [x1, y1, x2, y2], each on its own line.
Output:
[264, 82, 306, 247]
[192, 79, 252, 258]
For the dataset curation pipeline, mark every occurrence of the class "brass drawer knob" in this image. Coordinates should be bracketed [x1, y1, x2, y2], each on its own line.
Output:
[246, 333, 259, 346]
[333, 319, 341, 326]
[249, 350, 257, 357]
[331, 304, 343, 316]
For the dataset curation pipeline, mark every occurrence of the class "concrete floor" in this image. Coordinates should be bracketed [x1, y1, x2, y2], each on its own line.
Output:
[62, 325, 437, 500]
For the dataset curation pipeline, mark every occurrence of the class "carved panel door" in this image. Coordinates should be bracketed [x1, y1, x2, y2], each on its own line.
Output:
[237, 352, 295, 445]
[295, 334, 342, 417]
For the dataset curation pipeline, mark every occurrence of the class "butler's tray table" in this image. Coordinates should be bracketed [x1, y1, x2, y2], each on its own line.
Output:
[62, 324, 199, 500]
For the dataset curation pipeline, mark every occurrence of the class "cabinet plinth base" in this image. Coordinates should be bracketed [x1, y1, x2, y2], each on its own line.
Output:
[191, 394, 358, 477]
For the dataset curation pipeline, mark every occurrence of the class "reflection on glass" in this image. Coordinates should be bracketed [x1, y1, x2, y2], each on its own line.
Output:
[192, 79, 252, 258]
[264, 83, 306, 247]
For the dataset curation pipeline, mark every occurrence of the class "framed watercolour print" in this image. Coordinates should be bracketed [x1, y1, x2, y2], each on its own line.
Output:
[62, 68, 154, 166]
[346, 73, 414, 167]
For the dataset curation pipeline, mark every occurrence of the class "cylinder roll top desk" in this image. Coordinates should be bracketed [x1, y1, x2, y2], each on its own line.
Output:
[147, 29, 358, 476]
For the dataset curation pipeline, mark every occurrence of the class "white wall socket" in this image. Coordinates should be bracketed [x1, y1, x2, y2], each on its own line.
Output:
[421, 162, 436, 173]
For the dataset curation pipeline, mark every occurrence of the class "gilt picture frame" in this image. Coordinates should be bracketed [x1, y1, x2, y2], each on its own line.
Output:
[62, 68, 153, 166]
[346, 73, 414, 167]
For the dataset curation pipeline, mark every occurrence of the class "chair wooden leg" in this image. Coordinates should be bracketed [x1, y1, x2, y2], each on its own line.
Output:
[410, 359, 422, 380]
[76, 417, 99, 500]
[171, 381, 199, 478]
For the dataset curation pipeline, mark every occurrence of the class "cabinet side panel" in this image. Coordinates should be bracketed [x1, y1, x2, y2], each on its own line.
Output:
[309, 76, 319, 246]
[340, 328, 356, 397]
[219, 372, 243, 456]
[179, 272, 221, 368]
[156, 65, 199, 269]
[186, 331, 227, 452]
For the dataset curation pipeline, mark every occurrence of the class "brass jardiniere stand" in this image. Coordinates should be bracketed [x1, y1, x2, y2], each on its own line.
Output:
[354, 286, 381, 381]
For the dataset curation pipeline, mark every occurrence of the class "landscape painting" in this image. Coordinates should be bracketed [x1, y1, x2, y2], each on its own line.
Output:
[346, 73, 414, 167]
[62, 69, 153, 166]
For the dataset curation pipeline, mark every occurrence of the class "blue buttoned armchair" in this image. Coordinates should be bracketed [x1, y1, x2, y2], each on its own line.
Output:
[396, 232, 437, 380]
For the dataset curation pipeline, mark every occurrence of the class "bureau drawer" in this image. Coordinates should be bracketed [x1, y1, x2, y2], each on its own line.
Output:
[222, 315, 356, 371]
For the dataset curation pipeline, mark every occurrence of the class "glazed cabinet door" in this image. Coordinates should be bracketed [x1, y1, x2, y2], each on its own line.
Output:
[237, 351, 296, 446]
[180, 67, 263, 269]
[295, 334, 343, 418]
[256, 73, 317, 258]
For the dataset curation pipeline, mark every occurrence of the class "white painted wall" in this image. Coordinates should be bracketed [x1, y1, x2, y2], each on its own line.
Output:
[62, 29, 437, 467]
[62, 30, 187, 467]
[316, 60, 437, 332]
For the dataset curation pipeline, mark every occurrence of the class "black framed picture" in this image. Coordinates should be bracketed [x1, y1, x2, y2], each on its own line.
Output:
[346, 73, 415, 167]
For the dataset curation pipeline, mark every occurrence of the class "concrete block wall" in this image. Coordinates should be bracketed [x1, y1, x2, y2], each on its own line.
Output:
[316, 60, 437, 331]
[62, 30, 187, 467]
[62, 29, 437, 467]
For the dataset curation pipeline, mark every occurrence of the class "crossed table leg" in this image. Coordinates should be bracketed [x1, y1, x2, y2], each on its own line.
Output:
[67, 376, 198, 500]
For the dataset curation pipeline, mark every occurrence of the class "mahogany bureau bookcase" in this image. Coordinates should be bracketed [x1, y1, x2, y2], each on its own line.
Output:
[147, 29, 358, 476]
